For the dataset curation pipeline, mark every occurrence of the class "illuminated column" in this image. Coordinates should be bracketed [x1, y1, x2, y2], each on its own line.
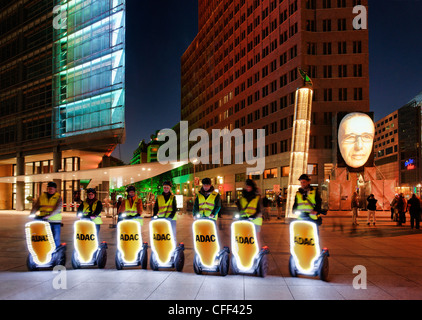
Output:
[285, 86, 314, 218]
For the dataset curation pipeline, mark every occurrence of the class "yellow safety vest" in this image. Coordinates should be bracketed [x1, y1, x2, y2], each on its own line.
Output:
[157, 194, 176, 220]
[197, 191, 219, 220]
[123, 196, 143, 225]
[81, 200, 103, 225]
[295, 188, 318, 221]
[239, 195, 262, 226]
[38, 192, 62, 222]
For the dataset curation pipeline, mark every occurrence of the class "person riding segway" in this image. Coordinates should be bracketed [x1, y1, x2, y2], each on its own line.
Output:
[77, 188, 103, 235]
[118, 186, 143, 225]
[289, 174, 329, 281]
[29, 181, 63, 247]
[231, 179, 269, 277]
[115, 186, 148, 270]
[26, 182, 66, 271]
[193, 178, 222, 221]
[192, 178, 229, 275]
[150, 181, 184, 271]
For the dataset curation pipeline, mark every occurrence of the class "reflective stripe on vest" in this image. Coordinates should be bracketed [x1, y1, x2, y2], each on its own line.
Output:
[157, 195, 176, 220]
[198, 191, 218, 220]
[39, 192, 62, 222]
[82, 200, 103, 225]
[123, 197, 143, 225]
[239, 195, 262, 226]
[295, 189, 318, 220]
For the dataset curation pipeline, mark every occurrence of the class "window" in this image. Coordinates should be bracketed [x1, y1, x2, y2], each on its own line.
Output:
[307, 164, 318, 176]
[264, 168, 278, 179]
[281, 166, 290, 177]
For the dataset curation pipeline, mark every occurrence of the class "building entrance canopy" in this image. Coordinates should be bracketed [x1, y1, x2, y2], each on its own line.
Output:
[0, 162, 187, 188]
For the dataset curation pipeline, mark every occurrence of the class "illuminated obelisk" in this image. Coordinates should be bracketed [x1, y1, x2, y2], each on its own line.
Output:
[285, 69, 314, 218]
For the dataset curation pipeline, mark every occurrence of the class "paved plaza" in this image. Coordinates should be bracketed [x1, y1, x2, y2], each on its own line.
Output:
[1, 209, 422, 301]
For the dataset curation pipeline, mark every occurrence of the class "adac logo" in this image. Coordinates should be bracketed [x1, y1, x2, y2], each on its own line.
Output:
[76, 233, 96, 241]
[120, 234, 139, 241]
[235, 236, 255, 244]
[32, 235, 49, 242]
[153, 233, 171, 241]
[294, 237, 315, 246]
[195, 234, 216, 243]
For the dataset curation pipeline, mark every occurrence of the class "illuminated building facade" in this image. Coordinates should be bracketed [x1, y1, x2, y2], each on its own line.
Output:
[375, 92, 422, 194]
[180, 0, 370, 202]
[0, 0, 126, 210]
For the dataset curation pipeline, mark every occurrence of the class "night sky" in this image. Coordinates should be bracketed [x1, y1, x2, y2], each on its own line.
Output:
[113, 0, 422, 164]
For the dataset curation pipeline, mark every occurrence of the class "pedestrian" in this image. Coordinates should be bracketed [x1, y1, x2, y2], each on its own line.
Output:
[397, 193, 407, 226]
[236, 179, 263, 246]
[118, 186, 143, 225]
[153, 181, 177, 237]
[193, 178, 221, 220]
[77, 188, 103, 235]
[29, 181, 63, 247]
[276, 193, 284, 219]
[351, 191, 360, 225]
[407, 194, 421, 229]
[390, 194, 399, 221]
[366, 194, 377, 226]
[115, 196, 122, 212]
[262, 196, 270, 221]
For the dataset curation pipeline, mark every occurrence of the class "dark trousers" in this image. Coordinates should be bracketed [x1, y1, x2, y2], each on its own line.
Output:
[410, 214, 420, 229]
[49, 223, 61, 248]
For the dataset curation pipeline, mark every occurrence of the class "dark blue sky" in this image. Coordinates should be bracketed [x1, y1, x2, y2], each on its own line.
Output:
[113, 0, 422, 163]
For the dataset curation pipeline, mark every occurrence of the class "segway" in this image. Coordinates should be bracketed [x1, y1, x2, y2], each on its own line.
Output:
[192, 215, 230, 276]
[230, 215, 269, 277]
[149, 217, 184, 271]
[71, 215, 108, 269]
[25, 219, 67, 271]
[115, 215, 148, 270]
[288, 218, 330, 281]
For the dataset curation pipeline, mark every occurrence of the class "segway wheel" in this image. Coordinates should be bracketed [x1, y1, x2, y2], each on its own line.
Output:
[96, 247, 107, 269]
[71, 251, 81, 269]
[318, 255, 329, 282]
[174, 250, 185, 272]
[26, 254, 38, 272]
[150, 252, 159, 271]
[288, 255, 297, 277]
[115, 251, 123, 270]
[140, 248, 148, 270]
[193, 254, 202, 275]
[257, 254, 268, 278]
[219, 251, 230, 277]
[56, 249, 66, 268]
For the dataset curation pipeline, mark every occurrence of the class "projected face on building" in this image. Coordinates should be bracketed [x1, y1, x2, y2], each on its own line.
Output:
[338, 112, 375, 169]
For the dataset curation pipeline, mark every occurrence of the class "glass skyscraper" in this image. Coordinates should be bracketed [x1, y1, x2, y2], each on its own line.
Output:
[0, 0, 126, 210]
[53, 0, 125, 138]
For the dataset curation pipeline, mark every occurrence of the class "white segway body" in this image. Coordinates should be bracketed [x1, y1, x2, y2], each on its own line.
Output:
[230, 219, 269, 277]
[72, 219, 107, 269]
[289, 219, 329, 281]
[115, 219, 148, 269]
[25, 220, 66, 271]
[192, 216, 230, 276]
[149, 217, 184, 271]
